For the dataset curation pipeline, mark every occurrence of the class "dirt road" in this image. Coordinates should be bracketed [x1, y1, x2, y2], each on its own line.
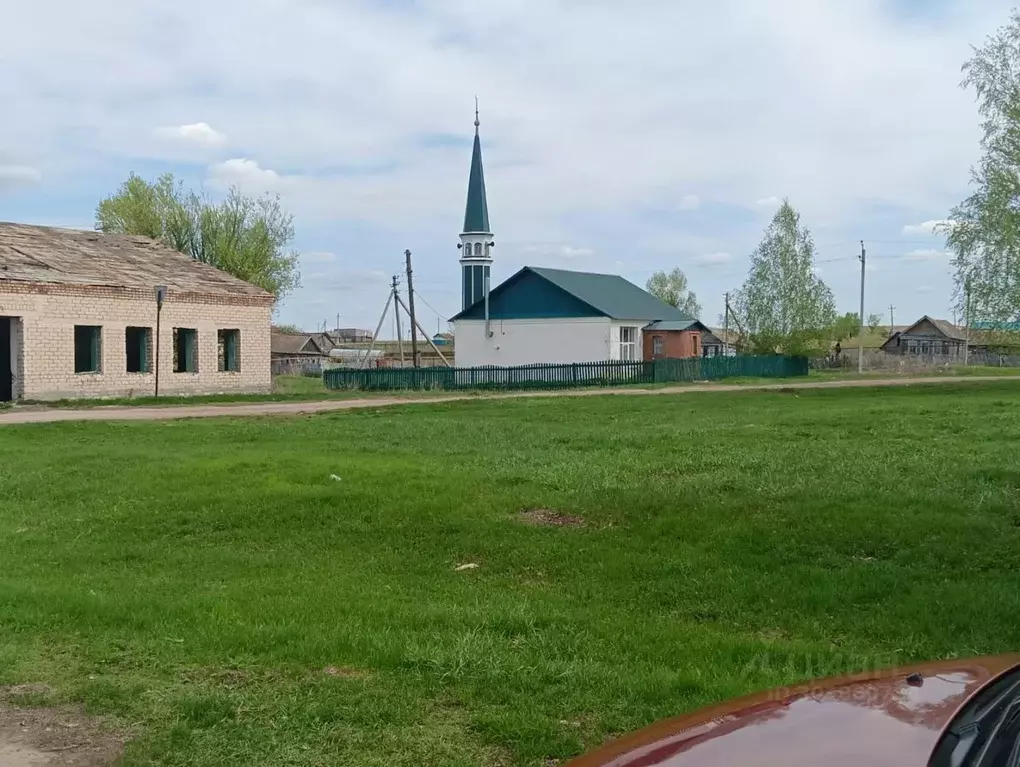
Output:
[0, 375, 1013, 426]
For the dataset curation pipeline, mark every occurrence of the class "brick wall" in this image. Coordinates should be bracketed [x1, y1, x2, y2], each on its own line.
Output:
[0, 283, 272, 400]
[642, 329, 701, 361]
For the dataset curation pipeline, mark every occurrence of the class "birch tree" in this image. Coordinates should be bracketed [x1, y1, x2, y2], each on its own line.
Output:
[944, 10, 1020, 327]
[646, 268, 702, 317]
[732, 200, 836, 355]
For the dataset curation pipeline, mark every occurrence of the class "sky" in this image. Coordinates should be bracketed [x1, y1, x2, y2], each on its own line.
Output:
[1, 0, 1015, 334]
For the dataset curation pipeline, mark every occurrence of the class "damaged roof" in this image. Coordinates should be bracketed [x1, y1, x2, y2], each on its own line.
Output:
[0, 222, 272, 299]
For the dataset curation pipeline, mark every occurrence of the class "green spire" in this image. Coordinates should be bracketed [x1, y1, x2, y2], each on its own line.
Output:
[462, 103, 490, 234]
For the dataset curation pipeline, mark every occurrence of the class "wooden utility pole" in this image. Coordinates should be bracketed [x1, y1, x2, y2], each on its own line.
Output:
[394, 293, 452, 367]
[888, 304, 895, 332]
[964, 279, 971, 366]
[392, 275, 405, 366]
[858, 241, 866, 374]
[361, 285, 394, 369]
[723, 292, 730, 356]
[405, 249, 419, 368]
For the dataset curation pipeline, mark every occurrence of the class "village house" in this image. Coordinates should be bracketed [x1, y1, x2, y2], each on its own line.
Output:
[0, 222, 273, 401]
[701, 327, 737, 357]
[880, 316, 966, 359]
[270, 331, 326, 359]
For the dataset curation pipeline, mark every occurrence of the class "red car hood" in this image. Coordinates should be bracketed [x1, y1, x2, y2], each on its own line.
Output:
[567, 655, 1020, 767]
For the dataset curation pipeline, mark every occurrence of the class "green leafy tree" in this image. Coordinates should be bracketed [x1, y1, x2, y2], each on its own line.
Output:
[867, 313, 883, 333]
[944, 10, 1020, 328]
[832, 312, 860, 342]
[273, 324, 303, 334]
[646, 268, 703, 317]
[731, 200, 837, 355]
[96, 173, 300, 302]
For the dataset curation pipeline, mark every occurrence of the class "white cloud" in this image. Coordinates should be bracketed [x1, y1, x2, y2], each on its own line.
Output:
[559, 245, 594, 259]
[521, 243, 594, 260]
[693, 252, 732, 267]
[756, 196, 781, 207]
[903, 248, 948, 261]
[153, 122, 227, 148]
[207, 158, 287, 192]
[902, 220, 953, 236]
[678, 194, 701, 210]
[0, 165, 42, 190]
[915, 284, 936, 294]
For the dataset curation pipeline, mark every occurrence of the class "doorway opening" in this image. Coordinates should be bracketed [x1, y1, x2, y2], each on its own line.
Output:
[0, 317, 12, 402]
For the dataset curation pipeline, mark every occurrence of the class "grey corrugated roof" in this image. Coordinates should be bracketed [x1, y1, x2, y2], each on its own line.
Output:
[526, 267, 695, 321]
[0, 222, 272, 299]
[929, 318, 967, 341]
[271, 333, 323, 356]
[896, 315, 967, 342]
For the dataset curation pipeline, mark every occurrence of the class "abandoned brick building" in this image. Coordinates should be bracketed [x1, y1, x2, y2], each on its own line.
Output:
[0, 222, 273, 401]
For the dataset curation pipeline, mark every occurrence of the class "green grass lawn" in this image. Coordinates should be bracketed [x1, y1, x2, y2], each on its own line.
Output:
[26, 374, 338, 408]
[2, 382, 1020, 765]
[22, 367, 1020, 409]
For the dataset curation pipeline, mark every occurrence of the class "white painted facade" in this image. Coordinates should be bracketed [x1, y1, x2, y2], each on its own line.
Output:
[453, 317, 647, 367]
[609, 320, 647, 362]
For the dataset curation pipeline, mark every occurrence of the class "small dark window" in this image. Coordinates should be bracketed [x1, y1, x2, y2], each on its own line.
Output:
[125, 327, 152, 373]
[74, 325, 102, 373]
[218, 329, 240, 372]
[173, 328, 198, 373]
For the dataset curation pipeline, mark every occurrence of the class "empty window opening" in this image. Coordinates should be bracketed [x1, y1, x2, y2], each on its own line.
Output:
[218, 329, 240, 372]
[74, 325, 102, 374]
[125, 327, 152, 373]
[173, 328, 198, 373]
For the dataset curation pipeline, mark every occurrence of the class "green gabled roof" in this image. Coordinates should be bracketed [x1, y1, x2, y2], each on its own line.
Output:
[451, 266, 696, 322]
[644, 319, 706, 332]
[462, 131, 490, 234]
[527, 267, 695, 321]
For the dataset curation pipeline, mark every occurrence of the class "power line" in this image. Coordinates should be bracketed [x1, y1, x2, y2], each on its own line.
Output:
[413, 290, 445, 319]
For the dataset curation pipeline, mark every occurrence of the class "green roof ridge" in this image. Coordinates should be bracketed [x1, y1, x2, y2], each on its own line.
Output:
[526, 267, 695, 321]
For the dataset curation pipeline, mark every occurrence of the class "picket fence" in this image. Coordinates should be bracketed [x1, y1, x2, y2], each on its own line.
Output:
[323, 355, 808, 392]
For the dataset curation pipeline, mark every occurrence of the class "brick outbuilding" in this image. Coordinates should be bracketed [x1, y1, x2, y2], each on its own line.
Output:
[0, 222, 273, 401]
[642, 319, 710, 361]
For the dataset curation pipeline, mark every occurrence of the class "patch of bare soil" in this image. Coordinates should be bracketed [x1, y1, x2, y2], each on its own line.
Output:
[517, 509, 585, 528]
[0, 686, 127, 767]
[321, 666, 372, 679]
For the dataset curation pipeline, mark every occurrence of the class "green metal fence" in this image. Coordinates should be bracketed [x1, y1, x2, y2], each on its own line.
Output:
[323, 355, 808, 392]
